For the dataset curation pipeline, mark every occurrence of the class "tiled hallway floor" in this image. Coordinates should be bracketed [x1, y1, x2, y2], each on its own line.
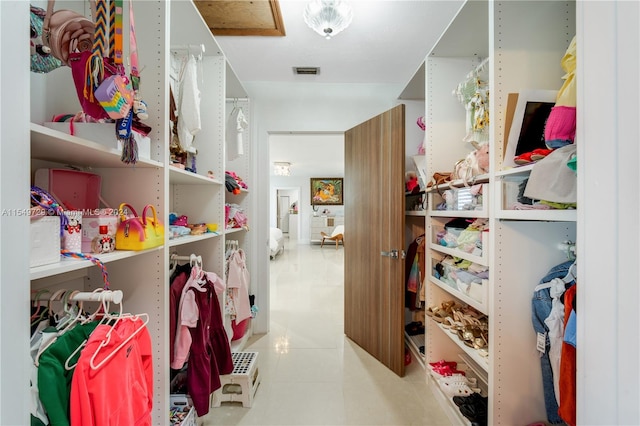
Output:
[200, 240, 450, 425]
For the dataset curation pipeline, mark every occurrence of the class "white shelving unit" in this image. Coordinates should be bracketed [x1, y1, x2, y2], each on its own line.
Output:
[416, 1, 578, 424]
[4, 1, 253, 424]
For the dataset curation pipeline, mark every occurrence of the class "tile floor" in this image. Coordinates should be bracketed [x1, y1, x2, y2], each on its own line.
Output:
[200, 239, 450, 426]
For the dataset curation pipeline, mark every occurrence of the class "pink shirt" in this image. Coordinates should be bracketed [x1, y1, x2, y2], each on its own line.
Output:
[70, 318, 153, 426]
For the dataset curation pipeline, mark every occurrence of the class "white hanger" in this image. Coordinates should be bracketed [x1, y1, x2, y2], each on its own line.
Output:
[562, 261, 577, 284]
[65, 290, 113, 370]
[86, 293, 150, 371]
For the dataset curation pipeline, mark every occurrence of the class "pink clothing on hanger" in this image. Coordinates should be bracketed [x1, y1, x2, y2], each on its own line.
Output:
[227, 249, 252, 322]
[70, 319, 153, 426]
[172, 269, 225, 370]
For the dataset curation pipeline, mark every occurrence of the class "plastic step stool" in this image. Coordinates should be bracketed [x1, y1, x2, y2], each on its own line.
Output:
[212, 352, 261, 408]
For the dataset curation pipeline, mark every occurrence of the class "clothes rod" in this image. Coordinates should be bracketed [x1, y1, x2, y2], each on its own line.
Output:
[31, 289, 124, 304]
[171, 253, 202, 265]
[170, 44, 205, 54]
[70, 290, 123, 304]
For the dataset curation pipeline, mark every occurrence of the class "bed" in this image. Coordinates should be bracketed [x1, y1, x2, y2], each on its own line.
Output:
[270, 227, 285, 259]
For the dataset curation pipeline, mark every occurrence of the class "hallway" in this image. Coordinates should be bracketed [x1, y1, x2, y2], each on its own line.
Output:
[202, 240, 449, 425]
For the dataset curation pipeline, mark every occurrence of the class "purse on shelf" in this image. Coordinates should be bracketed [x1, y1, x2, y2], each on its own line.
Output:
[42, 0, 94, 66]
[115, 203, 164, 251]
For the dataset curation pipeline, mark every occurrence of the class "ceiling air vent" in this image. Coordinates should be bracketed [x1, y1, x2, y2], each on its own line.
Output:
[293, 67, 320, 75]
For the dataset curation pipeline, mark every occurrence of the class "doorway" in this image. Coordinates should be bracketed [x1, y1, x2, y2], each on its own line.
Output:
[275, 188, 300, 241]
[277, 192, 290, 233]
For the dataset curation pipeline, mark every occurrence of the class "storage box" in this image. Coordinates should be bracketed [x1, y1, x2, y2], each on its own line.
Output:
[82, 209, 119, 253]
[169, 394, 196, 426]
[43, 122, 151, 160]
[118, 130, 151, 160]
[34, 169, 102, 211]
[30, 216, 60, 267]
[44, 122, 119, 150]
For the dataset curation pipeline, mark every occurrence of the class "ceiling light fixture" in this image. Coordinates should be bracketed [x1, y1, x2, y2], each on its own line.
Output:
[303, 0, 353, 40]
[274, 162, 291, 176]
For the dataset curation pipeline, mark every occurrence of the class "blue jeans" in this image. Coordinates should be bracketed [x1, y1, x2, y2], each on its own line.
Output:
[531, 260, 574, 424]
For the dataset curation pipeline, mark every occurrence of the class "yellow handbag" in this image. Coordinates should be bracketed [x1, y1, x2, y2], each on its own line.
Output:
[115, 203, 164, 251]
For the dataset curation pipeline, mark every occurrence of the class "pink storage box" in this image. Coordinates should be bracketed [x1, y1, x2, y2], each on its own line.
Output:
[34, 169, 101, 211]
[81, 208, 119, 253]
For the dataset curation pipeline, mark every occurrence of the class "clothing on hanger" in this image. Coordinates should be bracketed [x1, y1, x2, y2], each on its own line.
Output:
[226, 104, 248, 161]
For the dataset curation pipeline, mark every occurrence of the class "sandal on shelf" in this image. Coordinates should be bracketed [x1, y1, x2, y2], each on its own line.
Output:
[443, 316, 463, 333]
[433, 301, 457, 323]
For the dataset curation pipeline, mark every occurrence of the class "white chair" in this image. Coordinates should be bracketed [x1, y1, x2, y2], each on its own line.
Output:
[320, 225, 344, 249]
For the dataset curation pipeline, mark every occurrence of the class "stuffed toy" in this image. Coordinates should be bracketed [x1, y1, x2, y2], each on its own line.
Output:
[405, 171, 420, 193]
[473, 141, 490, 174]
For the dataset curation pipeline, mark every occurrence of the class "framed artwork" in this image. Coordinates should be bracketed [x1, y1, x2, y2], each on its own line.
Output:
[503, 89, 558, 167]
[310, 178, 343, 205]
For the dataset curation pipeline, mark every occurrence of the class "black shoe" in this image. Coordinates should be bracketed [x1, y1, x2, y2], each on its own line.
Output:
[453, 392, 487, 407]
[459, 399, 488, 425]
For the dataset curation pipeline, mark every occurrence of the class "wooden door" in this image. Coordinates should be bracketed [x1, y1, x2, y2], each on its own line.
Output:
[344, 104, 406, 376]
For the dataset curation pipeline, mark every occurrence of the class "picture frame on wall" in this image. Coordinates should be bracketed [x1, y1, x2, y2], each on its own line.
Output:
[503, 89, 558, 168]
[310, 177, 344, 206]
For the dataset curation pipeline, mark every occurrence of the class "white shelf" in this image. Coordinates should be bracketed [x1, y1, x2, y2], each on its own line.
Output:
[458, 353, 488, 386]
[168, 233, 222, 247]
[30, 123, 163, 169]
[430, 210, 488, 219]
[433, 321, 489, 372]
[405, 211, 427, 217]
[169, 167, 223, 185]
[430, 243, 488, 267]
[495, 209, 577, 222]
[429, 276, 488, 316]
[30, 246, 164, 280]
[426, 374, 473, 426]
[404, 331, 425, 370]
[225, 228, 246, 235]
[494, 164, 534, 177]
[426, 175, 490, 194]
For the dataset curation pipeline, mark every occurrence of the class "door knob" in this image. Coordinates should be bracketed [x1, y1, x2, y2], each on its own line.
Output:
[381, 249, 399, 259]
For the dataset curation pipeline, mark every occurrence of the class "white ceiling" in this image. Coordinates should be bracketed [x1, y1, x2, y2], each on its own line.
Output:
[215, 0, 464, 85]
[215, 0, 464, 177]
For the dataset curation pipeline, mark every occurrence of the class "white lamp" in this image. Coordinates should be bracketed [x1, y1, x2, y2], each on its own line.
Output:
[274, 162, 291, 176]
[303, 0, 353, 40]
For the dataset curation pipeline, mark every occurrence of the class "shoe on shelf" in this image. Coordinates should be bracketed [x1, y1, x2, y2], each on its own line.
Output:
[453, 392, 488, 408]
[428, 363, 466, 378]
[437, 375, 479, 398]
[514, 152, 535, 165]
[404, 321, 425, 336]
[429, 359, 457, 369]
[530, 148, 554, 161]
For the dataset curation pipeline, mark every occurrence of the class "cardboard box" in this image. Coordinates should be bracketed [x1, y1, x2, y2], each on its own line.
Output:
[30, 216, 61, 268]
[82, 208, 119, 253]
